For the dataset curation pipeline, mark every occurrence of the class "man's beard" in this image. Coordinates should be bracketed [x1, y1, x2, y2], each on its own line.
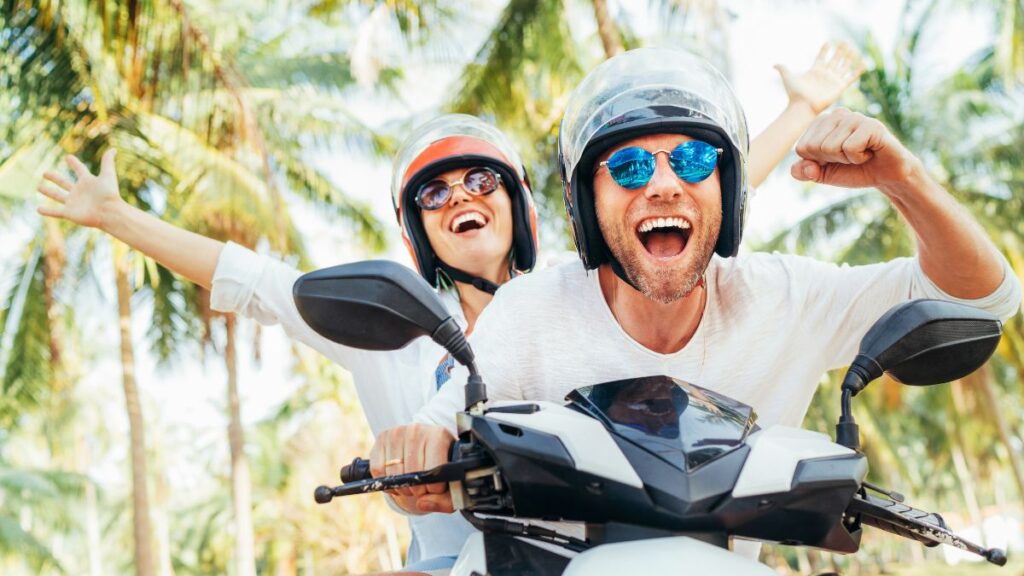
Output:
[599, 207, 720, 305]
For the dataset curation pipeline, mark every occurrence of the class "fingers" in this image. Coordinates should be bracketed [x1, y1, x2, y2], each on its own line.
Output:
[406, 425, 429, 499]
[838, 122, 877, 165]
[369, 431, 385, 478]
[37, 183, 68, 204]
[811, 41, 863, 82]
[42, 171, 74, 192]
[37, 205, 66, 219]
[424, 431, 453, 495]
[100, 149, 117, 178]
[773, 63, 791, 82]
[813, 42, 831, 65]
[796, 109, 845, 160]
[791, 159, 822, 182]
[65, 154, 91, 179]
[797, 109, 881, 165]
[415, 493, 454, 514]
[819, 116, 859, 163]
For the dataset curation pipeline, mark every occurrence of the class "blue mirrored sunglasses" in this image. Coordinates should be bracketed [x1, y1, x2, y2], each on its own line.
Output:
[598, 140, 723, 190]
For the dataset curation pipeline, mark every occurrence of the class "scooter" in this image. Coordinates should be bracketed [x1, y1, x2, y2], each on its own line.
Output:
[294, 260, 1009, 575]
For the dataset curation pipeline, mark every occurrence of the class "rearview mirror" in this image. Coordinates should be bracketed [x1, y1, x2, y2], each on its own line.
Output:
[849, 299, 1002, 390]
[293, 259, 483, 410]
[293, 259, 461, 353]
[835, 299, 1002, 450]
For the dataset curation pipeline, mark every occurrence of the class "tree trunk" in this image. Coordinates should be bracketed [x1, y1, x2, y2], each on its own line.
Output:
[226, 315, 258, 576]
[85, 477, 102, 576]
[273, 539, 298, 576]
[41, 220, 65, 378]
[114, 243, 156, 576]
[590, 0, 623, 58]
[152, 452, 176, 576]
[949, 381, 986, 544]
[76, 431, 103, 576]
[970, 366, 1024, 511]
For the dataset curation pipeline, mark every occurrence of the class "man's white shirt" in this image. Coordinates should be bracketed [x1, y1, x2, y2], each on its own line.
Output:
[416, 253, 1021, 432]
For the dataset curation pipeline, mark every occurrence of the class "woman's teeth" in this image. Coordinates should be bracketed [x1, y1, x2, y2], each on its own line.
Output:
[451, 212, 487, 233]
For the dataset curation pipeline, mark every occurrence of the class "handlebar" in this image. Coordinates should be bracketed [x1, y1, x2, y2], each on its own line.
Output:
[314, 454, 490, 504]
[848, 492, 1007, 566]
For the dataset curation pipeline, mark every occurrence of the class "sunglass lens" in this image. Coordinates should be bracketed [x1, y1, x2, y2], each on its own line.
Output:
[463, 167, 499, 195]
[607, 147, 655, 189]
[670, 140, 719, 183]
[417, 180, 451, 210]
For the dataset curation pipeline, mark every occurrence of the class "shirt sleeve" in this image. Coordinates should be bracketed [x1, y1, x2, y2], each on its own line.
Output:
[209, 241, 365, 369]
[790, 253, 1021, 371]
[414, 290, 525, 433]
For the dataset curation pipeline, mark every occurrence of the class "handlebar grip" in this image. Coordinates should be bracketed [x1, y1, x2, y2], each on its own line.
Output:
[340, 458, 372, 482]
[340, 441, 457, 483]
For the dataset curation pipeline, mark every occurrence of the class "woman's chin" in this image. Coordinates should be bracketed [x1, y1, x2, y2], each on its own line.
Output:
[443, 244, 509, 275]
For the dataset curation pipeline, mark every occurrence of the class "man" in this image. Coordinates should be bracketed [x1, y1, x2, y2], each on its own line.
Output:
[370, 47, 1020, 523]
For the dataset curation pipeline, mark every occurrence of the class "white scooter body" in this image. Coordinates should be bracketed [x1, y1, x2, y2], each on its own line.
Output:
[444, 400, 854, 575]
[450, 532, 777, 576]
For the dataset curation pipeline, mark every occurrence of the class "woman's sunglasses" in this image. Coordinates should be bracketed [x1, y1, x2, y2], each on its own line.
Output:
[598, 140, 723, 190]
[415, 167, 502, 211]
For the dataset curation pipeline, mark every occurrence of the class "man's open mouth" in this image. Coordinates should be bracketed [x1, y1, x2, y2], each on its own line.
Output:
[635, 216, 692, 259]
[450, 211, 489, 234]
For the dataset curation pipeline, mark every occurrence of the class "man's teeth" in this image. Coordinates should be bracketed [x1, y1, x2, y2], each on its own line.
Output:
[637, 217, 691, 233]
[451, 212, 487, 232]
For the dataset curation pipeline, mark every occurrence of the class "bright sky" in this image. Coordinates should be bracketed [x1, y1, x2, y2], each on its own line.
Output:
[5, 0, 995, 492]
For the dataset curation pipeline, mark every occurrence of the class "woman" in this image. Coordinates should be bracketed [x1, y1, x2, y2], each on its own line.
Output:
[36, 42, 862, 573]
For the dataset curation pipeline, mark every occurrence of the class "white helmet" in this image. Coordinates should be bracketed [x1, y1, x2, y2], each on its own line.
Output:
[559, 47, 750, 269]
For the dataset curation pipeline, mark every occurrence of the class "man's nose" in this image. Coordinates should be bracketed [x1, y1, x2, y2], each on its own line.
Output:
[643, 153, 683, 201]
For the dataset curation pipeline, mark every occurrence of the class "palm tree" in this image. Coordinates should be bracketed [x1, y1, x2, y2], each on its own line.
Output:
[4, 2, 384, 574]
[761, 0, 1024, 526]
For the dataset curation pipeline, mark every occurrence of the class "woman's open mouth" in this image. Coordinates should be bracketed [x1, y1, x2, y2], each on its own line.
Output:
[635, 216, 692, 260]
[449, 210, 489, 235]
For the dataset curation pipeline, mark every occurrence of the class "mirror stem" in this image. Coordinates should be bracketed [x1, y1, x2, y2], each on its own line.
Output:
[836, 388, 861, 451]
[430, 318, 489, 413]
[465, 367, 488, 414]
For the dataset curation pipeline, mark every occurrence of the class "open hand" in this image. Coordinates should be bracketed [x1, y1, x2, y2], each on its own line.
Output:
[37, 150, 123, 229]
[791, 108, 919, 190]
[370, 423, 455, 514]
[776, 41, 864, 114]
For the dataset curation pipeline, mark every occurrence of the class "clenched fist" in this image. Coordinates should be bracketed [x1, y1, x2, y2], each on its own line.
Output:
[792, 108, 923, 192]
[370, 423, 456, 514]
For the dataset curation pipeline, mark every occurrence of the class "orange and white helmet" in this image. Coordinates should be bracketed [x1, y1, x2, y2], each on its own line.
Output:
[390, 114, 539, 290]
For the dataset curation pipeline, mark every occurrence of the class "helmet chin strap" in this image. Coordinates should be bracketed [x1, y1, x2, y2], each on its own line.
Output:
[609, 257, 641, 292]
[437, 261, 500, 295]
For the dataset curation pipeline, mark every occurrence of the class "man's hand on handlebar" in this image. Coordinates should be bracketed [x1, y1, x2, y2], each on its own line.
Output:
[370, 424, 455, 514]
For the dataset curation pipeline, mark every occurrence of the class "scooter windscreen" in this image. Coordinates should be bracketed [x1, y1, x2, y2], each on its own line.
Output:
[567, 375, 757, 472]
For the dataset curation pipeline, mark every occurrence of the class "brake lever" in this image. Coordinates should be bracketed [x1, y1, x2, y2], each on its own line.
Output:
[314, 456, 489, 504]
[849, 492, 1007, 566]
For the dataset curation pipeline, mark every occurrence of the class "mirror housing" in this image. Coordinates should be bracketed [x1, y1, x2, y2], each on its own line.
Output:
[835, 299, 1002, 451]
[846, 299, 1002, 391]
[293, 260, 454, 351]
[292, 260, 485, 410]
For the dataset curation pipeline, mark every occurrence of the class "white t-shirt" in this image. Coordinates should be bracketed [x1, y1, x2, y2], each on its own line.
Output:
[413, 252, 1019, 560]
[209, 242, 475, 563]
[416, 253, 1021, 434]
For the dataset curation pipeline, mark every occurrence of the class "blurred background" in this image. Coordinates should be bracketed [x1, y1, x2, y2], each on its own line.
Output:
[1, 0, 1022, 574]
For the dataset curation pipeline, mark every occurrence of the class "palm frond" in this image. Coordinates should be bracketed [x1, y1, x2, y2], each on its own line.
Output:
[0, 516, 61, 571]
[0, 237, 52, 429]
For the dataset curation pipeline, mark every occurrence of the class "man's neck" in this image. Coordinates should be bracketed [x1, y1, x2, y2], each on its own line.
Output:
[597, 265, 706, 355]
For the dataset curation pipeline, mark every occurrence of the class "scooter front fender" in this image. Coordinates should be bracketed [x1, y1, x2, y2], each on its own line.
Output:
[563, 537, 776, 576]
